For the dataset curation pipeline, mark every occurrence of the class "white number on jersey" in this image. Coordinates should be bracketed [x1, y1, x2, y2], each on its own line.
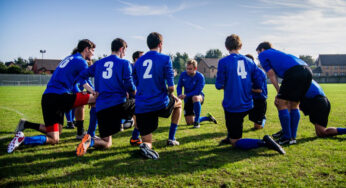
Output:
[143, 59, 153, 79]
[102, 61, 113, 79]
[237, 60, 247, 79]
[59, 57, 73, 68]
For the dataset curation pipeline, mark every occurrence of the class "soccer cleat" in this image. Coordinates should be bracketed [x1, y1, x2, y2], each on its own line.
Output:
[76, 134, 91, 157]
[139, 143, 159, 160]
[219, 137, 231, 146]
[263, 135, 286, 155]
[277, 137, 291, 145]
[289, 139, 297, 145]
[207, 113, 218, 124]
[65, 121, 75, 129]
[167, 139, 180, 146]
[130, 137, 143, 146]
[76, 131, 87, 140]
[193, 122, 200, 129]
[15, 119, 26, 133]
[123, 118, 134, 129]
[8, 131, 25, 153]
[272, 130, 283, 139]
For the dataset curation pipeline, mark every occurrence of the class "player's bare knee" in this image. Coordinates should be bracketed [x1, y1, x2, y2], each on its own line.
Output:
[104, 142, 112, 149]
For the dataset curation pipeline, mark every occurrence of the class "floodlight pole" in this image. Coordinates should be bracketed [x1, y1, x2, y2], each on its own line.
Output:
[40, 50, 46, 60]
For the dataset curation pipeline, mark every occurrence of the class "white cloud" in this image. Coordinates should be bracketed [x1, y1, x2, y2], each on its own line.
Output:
[130, 35, 146, 41]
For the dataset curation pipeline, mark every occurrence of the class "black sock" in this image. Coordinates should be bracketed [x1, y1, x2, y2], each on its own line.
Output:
[75, 120, 84, 135]
[24, 121, 40, 130]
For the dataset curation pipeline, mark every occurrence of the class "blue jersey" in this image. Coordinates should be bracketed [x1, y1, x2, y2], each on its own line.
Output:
[134, 51, 174, 113]
[305, 80, 325, 98]
[252, 69, 268, 100]
[72, 78, 94, 93]
[44, 53, 88, 94]
[77, 55, 135, 112]
[258, 49, 307, 78]
[177, 71, 205, 98]
[215, 54, 263, 113]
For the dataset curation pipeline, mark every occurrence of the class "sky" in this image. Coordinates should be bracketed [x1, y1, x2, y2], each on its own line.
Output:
[1, 0, 346, 62]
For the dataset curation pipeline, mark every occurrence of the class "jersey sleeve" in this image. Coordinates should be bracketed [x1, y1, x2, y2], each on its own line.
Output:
[252, 65, 264, 89]
[215, 60, 225, 90]
[123, 60, 136, 93]
[164, 57, 175, 87]
[186, 73, 205, 97]
[258, 53, 272, 73]
[176, 73, 183, 96]
[77, 62, 96, 87]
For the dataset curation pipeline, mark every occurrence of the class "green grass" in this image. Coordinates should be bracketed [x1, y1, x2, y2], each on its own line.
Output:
[0, 85, 345, 187]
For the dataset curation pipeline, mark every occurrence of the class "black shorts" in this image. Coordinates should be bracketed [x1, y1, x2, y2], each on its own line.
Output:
[300, 95, 330, 127]
[184, 95, 204, 116]
[249, 99, 267, 125]
[136, 95, 175, 136]
[41, 93, 76, 126]
[96, 99, 135, 138]
[224, 110, 249, 139]
[277, 65, 312, 102]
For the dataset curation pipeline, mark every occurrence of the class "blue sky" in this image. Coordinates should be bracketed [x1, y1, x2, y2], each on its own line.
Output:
[1, 0, 346, 62]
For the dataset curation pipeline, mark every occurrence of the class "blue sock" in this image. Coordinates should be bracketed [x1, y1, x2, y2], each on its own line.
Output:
[132, 128, 140, 139]
[290, 109, 300, 139]
[337, 128, 346, 135]
[168, 123, 178, 140]
[89, 138, 95, 147]
[65, 111, 73, 122]
[23, 135, 47, 145]
[193, 102, 201, 123]
[121, 119, 125, 124]
[199, 116, 209, 123]
[87, 107, 97, 137]
[279, 109, 291, 139]
[235, 138, 265, 150]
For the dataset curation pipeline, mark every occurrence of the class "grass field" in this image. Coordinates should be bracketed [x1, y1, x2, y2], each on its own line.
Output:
[0, 84, 345, 187]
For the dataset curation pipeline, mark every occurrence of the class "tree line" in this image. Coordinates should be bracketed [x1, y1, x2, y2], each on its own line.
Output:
[0, 51, 316, 75]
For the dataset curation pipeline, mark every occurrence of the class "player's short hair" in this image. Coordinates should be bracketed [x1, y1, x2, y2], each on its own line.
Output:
[72, 39, 96, 55]
[132, 51, 144, 62]
[225, 34, 242, 51]
[147, 32, 163, 49]
[111, 38, 128, 52]
[256, 42, 272, 51]
[186, 59, 198, 69]
[245, 54, 254, 61]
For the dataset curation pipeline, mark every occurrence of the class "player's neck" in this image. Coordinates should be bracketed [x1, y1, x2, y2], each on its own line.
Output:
[150, 47, 161, 53]
[229, 50, 239, 54]
[112, 51, 122, 58]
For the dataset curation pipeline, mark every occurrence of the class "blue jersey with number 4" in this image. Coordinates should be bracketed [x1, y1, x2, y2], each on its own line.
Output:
[215, 54, 263, 113]
[77, 55, 136, 112]
[134, 51, 174, 113]
[44, 53, 88, 94]
[258, 49, 307, 78]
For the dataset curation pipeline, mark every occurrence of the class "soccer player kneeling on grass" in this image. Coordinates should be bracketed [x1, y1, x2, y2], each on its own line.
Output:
[215, 34, 285, 155]
[75, 38, 136, 156]
[272, 80, 346, 139]
[177, 59, 217, 128]
[245, 54, 268, 130]
[8, 39, 97, 153]
[133, 32, 182, 159]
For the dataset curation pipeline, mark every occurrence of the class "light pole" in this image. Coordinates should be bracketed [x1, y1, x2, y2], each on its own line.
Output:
[40, 50, 46, 60]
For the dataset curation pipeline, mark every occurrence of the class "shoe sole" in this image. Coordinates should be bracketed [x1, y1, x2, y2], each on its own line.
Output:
[8, 133, 24, 153]
[130, 139, 142, 146]
[76, 134, 90, 156]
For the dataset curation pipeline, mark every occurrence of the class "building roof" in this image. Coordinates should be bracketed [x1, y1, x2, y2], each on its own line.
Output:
[199, 58, 219, 68]
[317, 54, 346, 66]
[34, 59, 61, 71]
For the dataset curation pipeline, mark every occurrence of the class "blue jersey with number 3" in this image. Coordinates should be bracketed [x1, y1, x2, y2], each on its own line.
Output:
[44, 53, 88, 94]
[77, 55, 135, 112]
[215, 54, 263, 113]
[134, 51, 174, 113]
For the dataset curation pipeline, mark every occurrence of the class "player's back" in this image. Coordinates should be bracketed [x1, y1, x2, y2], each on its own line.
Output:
[134, 51, 174, 113]
[216, 54, 260, 112]
[252, 69, 268, 100]
[93, 55, 134, 112]
[259, 49, 307, 78]
[305, 80, 325, 99]
[45, 53, 87, 94]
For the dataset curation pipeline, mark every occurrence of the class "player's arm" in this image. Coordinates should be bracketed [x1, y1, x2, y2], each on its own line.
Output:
[267, 69, 280, 93]
[176, 74, 184, 99]
[165, 57, 175, 94]
[123, 61, 136, 96]
[215, 60, 225, 90]
[77, 63, 96, 95]
[186, 74, 204, 97]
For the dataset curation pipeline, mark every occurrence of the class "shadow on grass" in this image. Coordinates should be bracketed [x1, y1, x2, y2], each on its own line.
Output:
[0, 131, 280, 187]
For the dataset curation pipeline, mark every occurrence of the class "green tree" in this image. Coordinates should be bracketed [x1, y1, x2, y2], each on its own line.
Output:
[0, 62, 7, 73]
[205, 49, 222, 58]
[14, 57, 29, 68]
[172, 52, 189, 74]
[194, 53, 205, 62]
[299, 55, 315, 66]
[6, 65, 23, 74]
